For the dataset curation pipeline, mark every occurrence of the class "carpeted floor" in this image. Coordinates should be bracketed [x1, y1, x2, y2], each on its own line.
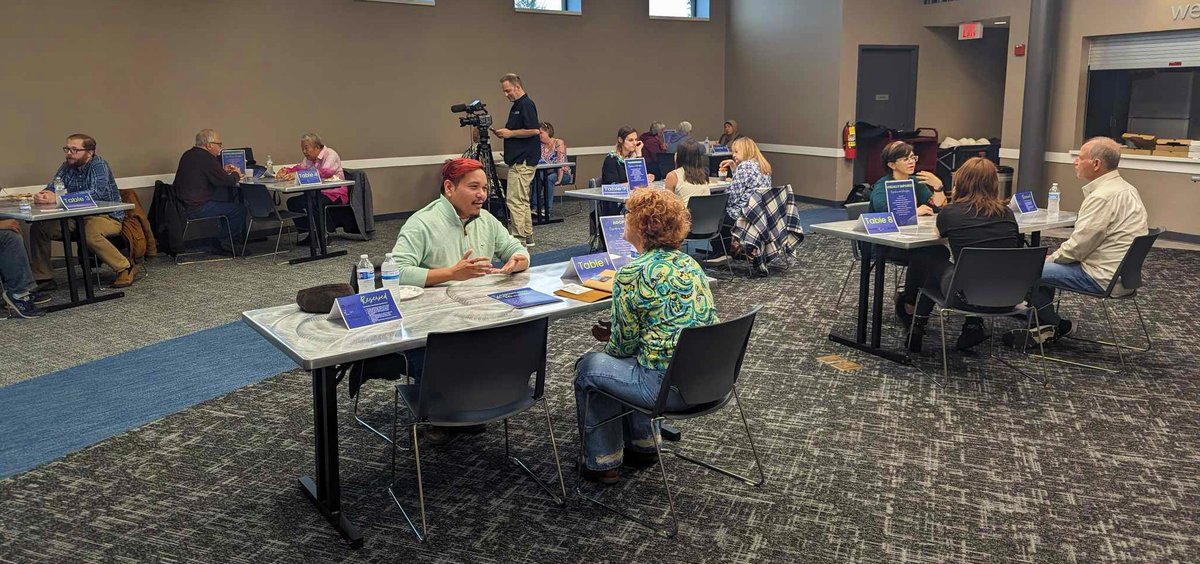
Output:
[1, 207, 1197, 562]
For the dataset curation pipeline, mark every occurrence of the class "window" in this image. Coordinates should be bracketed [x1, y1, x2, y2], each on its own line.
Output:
[649, 0, 709, 20]
[514, 0, 581, 14]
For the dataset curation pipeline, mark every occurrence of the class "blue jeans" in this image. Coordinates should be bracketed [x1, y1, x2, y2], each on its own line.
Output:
[532, 171, 557, 218]
[188, 200, 248, 248]
[0, 230, 35, 297]
[1031, 261, 1104, 326]
[574, 352, 687, 471]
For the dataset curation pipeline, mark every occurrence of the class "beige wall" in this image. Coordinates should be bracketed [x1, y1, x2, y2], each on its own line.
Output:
[0, 0, 726, 214]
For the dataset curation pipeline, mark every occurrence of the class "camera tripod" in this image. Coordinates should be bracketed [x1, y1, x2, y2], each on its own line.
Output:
[464, 127, 509, 224]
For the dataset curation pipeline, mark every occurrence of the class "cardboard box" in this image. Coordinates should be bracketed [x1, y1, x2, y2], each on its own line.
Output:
[1120, 147, 1153, 156]
[1122, 132, 1157, 149]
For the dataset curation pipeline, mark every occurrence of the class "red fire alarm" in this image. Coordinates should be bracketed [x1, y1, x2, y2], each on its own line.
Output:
[1014, 43, 1026, 57]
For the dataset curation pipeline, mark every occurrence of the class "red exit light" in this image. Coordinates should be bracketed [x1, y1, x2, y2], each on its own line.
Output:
[959, 21, 983, 40]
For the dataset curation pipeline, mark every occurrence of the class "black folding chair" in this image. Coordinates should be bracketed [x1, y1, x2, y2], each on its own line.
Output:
[1041, 227, 1162, 373]
[240, 184, 304, 260]
[160, 181, 236, 265]
[576, 306, 766, 538]
[909, 247, 1049, 384]
[684, 192, 734, 277]
[388, 316, 566, 542]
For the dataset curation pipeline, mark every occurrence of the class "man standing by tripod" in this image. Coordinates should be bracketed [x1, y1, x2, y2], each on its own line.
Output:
[493, 73, 540, 247]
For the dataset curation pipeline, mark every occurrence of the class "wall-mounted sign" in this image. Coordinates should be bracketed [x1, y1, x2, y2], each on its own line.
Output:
[958, 21, 983, 40]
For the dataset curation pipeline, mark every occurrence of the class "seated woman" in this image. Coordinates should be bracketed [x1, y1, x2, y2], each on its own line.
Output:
[703, 136, 772, 265]
[718, 120, 742, 146]
[276, 133, 345, 244]
[574, 189, 717, 484]
[640, 122, 667, 178]
[663, 139, 712, 207]
[868, 140, 948, 326]
[601, 126, 656, 185]
[535, 121, 570, 219]
[908, 157, 1020, 352]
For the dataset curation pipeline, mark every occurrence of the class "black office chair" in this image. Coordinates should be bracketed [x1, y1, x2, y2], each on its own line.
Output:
[909, 246, 1050, 383]
[1040, 227, 1162, 373]
[684, 192, 734, 277]
[240, 184, 304, 260]
[388, 316, 566, 542]
[656, 152, 677, 182]
[576, 306, 766, 538]
[158, 181, 236, 265]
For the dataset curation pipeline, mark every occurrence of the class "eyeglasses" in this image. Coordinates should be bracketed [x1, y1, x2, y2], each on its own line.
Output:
[62, 147, 89, 154]
[896, 154, 919, 163]
[209, 141, 224, 147]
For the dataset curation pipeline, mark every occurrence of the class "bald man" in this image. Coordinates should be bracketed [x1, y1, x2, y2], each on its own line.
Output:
[1011, 137, 1148, 348]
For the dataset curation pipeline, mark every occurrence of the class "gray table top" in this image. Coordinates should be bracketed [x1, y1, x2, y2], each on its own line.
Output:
[564, 178, 733, 204]
[240, 178, 355, 194]
[809, 210, 1079, 249]
[242, 262, 610, 370]
[0, 200, 133, 222]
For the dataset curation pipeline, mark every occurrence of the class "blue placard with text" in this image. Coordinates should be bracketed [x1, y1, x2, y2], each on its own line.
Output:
[1013, 191, 1038, 214]
[599, 215, 636, 257]
[295, 169, 322, 185]
[861, 212, 900, 235]
[624, 158, 649, 188]
[601, 183, 630, 196]
[663, 129, 684, 145]
[884, 179, 919, 226]
[221, 149, 247, 175]
[569, 252, 615, 281]
[488, 288, 561, 309]
[329, 289, 402, 330]
[59, 192, 98, 210]
[711, 144, 730, 154]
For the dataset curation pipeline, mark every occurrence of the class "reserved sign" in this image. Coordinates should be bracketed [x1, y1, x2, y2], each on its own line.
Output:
[59, 192, 98, 210]
[328, 289, 402, 330]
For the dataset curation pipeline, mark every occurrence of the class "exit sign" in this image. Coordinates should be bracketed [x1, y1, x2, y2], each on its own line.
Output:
[959, 21, 983, 40]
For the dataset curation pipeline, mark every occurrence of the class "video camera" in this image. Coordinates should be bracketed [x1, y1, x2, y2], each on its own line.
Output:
[451, 100, 492, 129]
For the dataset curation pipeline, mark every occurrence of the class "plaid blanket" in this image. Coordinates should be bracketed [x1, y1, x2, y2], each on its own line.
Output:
[733, 184, 805, 264]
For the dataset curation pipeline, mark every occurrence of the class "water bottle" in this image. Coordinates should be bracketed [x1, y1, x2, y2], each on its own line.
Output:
[53, 177, 66, 200]
[18, 198, 32, 215]
[264, 155, 274, 175]
[356, 254, 375, 294]
[380, 253, 400, 293]
[1047, 182, 1060, 216]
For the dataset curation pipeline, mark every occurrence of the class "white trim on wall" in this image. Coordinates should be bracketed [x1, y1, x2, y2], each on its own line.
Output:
[999, 148, 1200, 174]
[758, 144, 845, 158]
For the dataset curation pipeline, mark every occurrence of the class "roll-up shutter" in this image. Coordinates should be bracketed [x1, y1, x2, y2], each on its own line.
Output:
[1089, 29, 1200, 70]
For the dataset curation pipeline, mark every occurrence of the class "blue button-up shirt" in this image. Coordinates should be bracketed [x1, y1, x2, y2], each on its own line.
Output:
[46, 154, 124, 220]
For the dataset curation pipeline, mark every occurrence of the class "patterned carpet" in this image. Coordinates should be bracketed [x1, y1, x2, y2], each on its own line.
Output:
[1, 212, 1198, 562]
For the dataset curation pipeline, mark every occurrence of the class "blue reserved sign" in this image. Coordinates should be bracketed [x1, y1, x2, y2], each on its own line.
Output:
[295, 169, 322, 185]
[1013, 191, 1038, 214]
[601, 183, 630, 196]
[328, 289, 402, 330]
[884, 179, 918, 226]
[624, 158, 649, 188]
[59, 192, 98, 210]
[861, 212, 900, 235]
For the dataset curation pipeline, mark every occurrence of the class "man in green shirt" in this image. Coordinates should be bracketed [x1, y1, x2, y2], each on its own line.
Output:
[391, 158, 529, 286]
[368, 157, 529, 445]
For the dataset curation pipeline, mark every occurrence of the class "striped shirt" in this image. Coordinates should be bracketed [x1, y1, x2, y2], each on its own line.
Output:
[47, 155, 123, 220]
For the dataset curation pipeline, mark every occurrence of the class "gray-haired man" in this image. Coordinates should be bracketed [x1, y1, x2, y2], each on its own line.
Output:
[172, 129, 247, 251]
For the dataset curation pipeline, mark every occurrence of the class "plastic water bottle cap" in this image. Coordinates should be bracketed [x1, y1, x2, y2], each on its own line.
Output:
[360, 254, 368, 259]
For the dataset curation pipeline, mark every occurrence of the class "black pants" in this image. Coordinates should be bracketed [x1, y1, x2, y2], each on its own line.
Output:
[888, 246, 949, 308]
[708, 211, 738, 258]
[287, 194, 330, 234]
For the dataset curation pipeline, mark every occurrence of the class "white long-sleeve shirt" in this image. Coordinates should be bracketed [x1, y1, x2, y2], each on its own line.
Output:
[1049, 170, 1148, 288]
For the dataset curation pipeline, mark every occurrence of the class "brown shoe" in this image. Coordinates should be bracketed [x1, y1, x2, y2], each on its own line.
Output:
[579, 463, 619, 485]
[112, 264, 140, 288]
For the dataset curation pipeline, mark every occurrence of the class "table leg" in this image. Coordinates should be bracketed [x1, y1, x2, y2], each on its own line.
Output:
[870, 244, 886, 348]
[532, 170, 563, 226]
[1030, 231, 1041, 247]
[76, 217, 96, 300]
[299, 366, 363, 548]
[855, 242, 870, 342]
[828, 242, 910, 364]
[288, 190, 346, 265]
[59, 218, 79, 303]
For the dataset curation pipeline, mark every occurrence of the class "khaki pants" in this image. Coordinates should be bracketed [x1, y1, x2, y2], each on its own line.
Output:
[506, 163, 535, 239]
[31, 215, 129, 280]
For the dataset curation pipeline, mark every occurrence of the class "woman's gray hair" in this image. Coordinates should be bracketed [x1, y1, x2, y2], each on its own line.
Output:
[194, 129, 218, 147]
[300, 133, 325, 149]
[678, 121, 693, 134]
[649, 121, 665, 135]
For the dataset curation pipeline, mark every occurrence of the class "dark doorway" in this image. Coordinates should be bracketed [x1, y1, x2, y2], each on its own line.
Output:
[856, 45, 919, 132]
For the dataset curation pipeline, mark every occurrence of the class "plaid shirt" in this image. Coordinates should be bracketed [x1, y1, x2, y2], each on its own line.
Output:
[47, 155, 124, 220]
[732, 184, 804, 264]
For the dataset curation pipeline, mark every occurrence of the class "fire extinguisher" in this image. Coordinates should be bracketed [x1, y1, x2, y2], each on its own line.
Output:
[843, 121, 857, 160]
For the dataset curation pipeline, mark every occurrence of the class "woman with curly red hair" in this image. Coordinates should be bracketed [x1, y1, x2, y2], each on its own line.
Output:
[574, 189, 718, 484]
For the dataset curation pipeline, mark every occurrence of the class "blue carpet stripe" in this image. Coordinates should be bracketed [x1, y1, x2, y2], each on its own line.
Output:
[0, 322, 294, 478]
